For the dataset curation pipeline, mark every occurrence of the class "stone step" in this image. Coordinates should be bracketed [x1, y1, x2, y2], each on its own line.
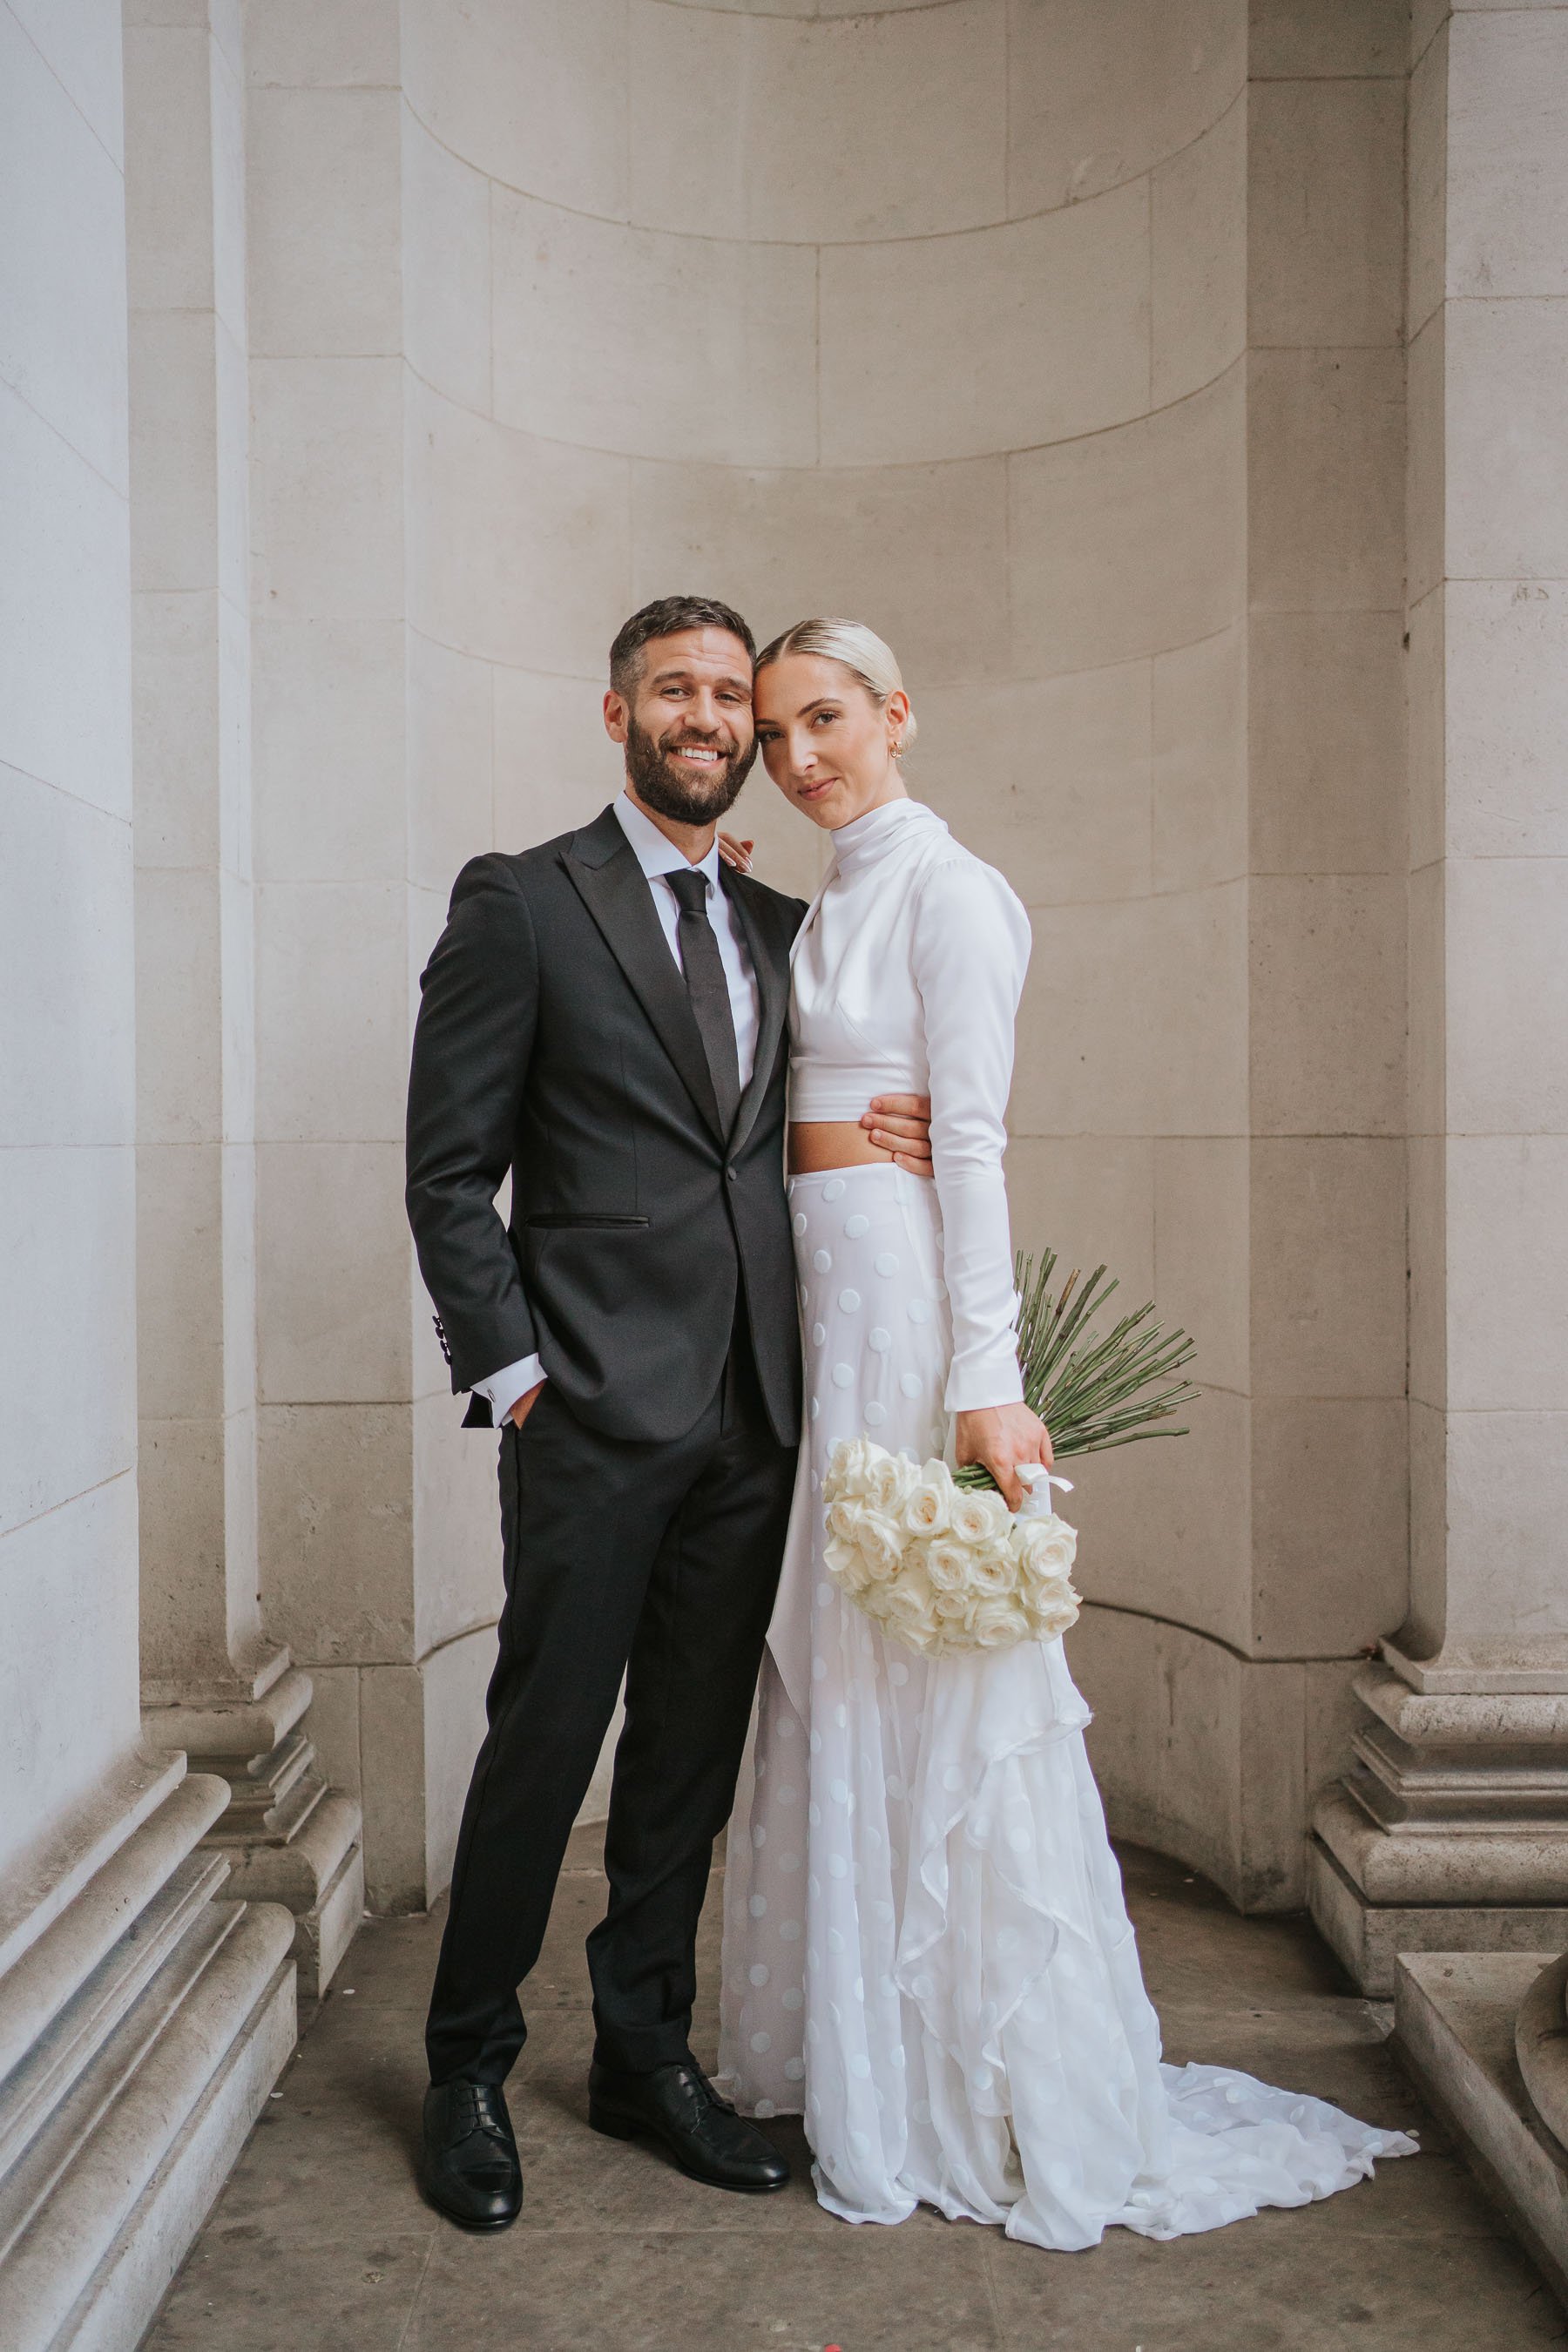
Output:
[197, 1722, 317, 1815]
[1307, 1827, 1568, 1997]
[0, 1753, 186, 1988]
[1396, 1950, 1568, 2314]
[1515, 1950, 1568, 2157]
[0, 1775, 227, 2099]
[0, 1900, 294, 2352]
[0, 1851, 228, 2191]
[217, 1793, 365, 1999]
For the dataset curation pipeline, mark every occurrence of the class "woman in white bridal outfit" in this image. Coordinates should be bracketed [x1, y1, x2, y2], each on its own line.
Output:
[716, 618, 1416, 2249]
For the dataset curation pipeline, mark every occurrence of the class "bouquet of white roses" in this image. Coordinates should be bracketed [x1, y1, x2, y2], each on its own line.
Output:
[822, 1436, 1079, 1660]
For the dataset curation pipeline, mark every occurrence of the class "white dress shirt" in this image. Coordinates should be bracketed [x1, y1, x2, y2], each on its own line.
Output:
[474, 790, 762, 1428]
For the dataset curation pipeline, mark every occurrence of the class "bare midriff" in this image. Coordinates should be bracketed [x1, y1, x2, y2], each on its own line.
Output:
[787, 1121, 896, 1176]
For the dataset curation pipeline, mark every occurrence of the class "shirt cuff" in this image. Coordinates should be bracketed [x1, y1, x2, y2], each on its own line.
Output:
[944, 1351, 1025, 1414]
[476, 1353, 546, 1425]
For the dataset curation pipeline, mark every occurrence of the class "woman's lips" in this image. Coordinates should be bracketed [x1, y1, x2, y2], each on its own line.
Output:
[796, 777, 838, 801]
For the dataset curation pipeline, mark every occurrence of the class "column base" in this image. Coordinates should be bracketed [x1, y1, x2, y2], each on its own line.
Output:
[1396, 1951, 1568, 2312]
[144, 1667, 365, 1999]
[1308, 1663, 1568, 1993]
[1307, 1828, 1568, 1996]
[0, 1766, 297, 2352]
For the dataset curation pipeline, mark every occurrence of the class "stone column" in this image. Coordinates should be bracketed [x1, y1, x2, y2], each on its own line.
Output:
[0, 8, 294, 2342]
[1032, 0, 1408, 1914]
[125, 0, 362, 1996]
[1310, 1, 1568, 1994]
[247, 0, 497, 1913]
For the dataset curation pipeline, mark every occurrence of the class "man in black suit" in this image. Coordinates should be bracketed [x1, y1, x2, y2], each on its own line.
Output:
[406, 595, 928, 2228]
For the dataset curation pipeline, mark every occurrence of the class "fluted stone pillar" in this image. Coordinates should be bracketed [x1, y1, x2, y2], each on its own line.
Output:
[1309, 0, 1568, 1995]
[125, 0, 362, 1997]
[1, 10, 294, 2342]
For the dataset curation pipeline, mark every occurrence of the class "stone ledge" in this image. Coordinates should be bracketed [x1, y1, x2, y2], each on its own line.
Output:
[142, 1663, 308, 1763]
[0, 1900, 295, 2352]
[1396, 1950, 1568, 2314]
[1315, 1784, 1568, 1906]
[0, 1751, 187, 1984]
[0, 1774, 229, 2095]
[0, 1852, 229, 2188]
[1515, 1950, 1568, 2157]
[1307, 1833, 1568, 1997]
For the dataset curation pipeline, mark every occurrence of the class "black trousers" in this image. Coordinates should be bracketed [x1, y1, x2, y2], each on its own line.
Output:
[425, 1321, 797, 2087]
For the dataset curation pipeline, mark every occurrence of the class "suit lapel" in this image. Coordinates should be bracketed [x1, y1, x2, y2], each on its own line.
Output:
[723, 866, 789, 1157]
[561, 812, 726, 1145]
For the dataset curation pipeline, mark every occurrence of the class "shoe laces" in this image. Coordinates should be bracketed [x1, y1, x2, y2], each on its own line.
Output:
[449, 2083, 510, 2146]
[666, 2062, 735, 2126]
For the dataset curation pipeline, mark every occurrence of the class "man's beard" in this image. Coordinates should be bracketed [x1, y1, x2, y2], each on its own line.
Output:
[624, 711, 756, 825]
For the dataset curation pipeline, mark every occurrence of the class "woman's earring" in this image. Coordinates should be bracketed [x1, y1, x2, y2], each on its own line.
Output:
[889, 737, 904, 761]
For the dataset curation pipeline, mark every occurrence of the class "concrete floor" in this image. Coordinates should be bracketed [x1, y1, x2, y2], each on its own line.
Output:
[145, 1830, 1565, 2352]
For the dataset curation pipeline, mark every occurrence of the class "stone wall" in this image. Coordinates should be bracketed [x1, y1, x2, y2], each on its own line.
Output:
[373, 0, 1409, 1911]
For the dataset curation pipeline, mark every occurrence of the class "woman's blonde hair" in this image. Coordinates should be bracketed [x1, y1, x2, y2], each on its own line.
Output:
[754, 617, 917, 754]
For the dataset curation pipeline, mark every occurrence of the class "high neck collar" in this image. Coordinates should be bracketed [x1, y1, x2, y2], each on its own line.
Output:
[829, 794, 946, 879]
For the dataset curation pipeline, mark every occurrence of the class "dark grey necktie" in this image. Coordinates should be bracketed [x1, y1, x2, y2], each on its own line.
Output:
[666, 866, 741, 1135]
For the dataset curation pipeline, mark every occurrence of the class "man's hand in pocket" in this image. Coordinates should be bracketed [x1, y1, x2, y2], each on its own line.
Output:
[508, 1381, 546, 1430]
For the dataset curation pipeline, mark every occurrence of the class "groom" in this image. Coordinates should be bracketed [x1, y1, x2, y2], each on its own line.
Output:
[406, 594, 931, 2229]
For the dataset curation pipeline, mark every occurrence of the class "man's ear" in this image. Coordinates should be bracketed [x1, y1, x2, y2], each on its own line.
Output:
[603, 686, 630, 745]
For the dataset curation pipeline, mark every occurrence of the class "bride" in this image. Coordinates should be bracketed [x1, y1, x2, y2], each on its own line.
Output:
[716, 617, 1416, 2248]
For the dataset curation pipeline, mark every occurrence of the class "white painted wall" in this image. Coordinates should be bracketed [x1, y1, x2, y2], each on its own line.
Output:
[0, 0, 141, 1888]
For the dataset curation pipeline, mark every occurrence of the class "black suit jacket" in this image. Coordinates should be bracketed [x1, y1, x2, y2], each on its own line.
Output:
[406, 805, 808, 1447]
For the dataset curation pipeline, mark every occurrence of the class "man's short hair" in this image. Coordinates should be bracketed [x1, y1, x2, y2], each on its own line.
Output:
[609, 596, 756, 696]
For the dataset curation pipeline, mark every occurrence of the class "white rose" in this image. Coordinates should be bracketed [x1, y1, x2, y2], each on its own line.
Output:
[965, 1542, 1017, 1600]
[923, 1536, 970, 1596]
[824, 1534, 870, 1595]
[966, 1595, 1032, 1648]
[880, 1564, 938, 1639]
[1015, 1514, 1078, 1585]
[827, 1436, 877, 1501]
[855, 1512, 905, 1582]
[902, 1471, 952, 1539]
[950, 1486, 1010, 1546]
[1026, 1584, 1080, 1641]
[862, 1445, 916, 1516]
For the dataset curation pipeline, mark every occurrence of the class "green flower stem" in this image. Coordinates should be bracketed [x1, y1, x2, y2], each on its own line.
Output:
[954, 1249, 1200, 1494]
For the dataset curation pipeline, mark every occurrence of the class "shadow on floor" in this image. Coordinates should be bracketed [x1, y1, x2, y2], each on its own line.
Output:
[143, 1831, 1566, 2351]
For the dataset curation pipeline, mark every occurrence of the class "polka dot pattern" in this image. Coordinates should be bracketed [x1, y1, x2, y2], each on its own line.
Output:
[719, 1160, 1409, 2244]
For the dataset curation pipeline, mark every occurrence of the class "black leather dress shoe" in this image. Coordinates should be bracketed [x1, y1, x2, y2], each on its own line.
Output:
[420, 2080, 523, 2230]
[588, 2058, 789, 2193]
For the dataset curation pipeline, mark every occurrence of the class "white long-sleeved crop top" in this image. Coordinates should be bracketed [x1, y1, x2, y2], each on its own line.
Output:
[788, 795, 1032, 1414]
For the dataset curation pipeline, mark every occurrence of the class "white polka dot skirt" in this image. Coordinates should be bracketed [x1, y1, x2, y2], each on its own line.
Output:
[718, 1163, 1416, 2249]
